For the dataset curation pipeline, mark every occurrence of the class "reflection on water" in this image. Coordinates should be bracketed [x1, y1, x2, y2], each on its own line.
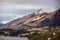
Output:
[0, 36, 29, 40]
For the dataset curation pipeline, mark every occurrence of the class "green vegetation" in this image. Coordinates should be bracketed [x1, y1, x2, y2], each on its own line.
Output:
[0, 28, 29, 36]
[0, 28, 60, 40]
[28, 28, 60, 40]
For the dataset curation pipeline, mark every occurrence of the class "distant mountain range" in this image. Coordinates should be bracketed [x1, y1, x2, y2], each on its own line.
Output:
[0, 23, 4, 27]
[0, 8, 60, 30]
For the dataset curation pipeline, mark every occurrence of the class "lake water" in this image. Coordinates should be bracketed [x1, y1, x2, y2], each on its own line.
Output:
[0, 36, 29, 40]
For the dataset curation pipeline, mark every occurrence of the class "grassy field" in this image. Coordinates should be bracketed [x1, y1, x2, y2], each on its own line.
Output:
[28, 28, 60, 40]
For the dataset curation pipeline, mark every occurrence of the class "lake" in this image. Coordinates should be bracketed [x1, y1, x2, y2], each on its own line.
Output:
[0, 36, 29, 40]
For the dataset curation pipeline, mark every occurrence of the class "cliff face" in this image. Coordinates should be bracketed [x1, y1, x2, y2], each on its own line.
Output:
[1, 8, 60, 30]
[51, 8, 60, 27]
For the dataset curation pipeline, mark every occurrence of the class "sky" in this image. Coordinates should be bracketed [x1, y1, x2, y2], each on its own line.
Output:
[0, 0, 60, 24]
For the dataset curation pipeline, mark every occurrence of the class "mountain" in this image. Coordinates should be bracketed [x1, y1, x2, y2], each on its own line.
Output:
[0, 23, 4, 27]
[37, 8, 60, 28]
[1, 8, 60, 30]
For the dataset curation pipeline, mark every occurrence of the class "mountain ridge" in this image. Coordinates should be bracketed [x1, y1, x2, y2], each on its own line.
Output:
[0, 8, 60, 30]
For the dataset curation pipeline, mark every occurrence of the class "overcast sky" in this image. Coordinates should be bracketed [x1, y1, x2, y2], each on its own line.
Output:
[0, 0, 60, 24]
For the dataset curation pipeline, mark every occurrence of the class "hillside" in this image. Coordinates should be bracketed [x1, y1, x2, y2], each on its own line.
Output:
[1, 8, 60, 30]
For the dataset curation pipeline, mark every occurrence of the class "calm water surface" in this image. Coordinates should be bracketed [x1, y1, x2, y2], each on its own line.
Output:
[0, 36, 29, 40]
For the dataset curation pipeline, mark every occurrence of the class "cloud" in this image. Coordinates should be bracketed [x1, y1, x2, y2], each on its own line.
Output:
[1, 0, 60, 6]
[0, 0, 60, 24]
[1, 21, 9, 24]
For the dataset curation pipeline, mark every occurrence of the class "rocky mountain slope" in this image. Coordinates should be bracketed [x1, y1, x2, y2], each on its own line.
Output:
[1, 8, 60, 30]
